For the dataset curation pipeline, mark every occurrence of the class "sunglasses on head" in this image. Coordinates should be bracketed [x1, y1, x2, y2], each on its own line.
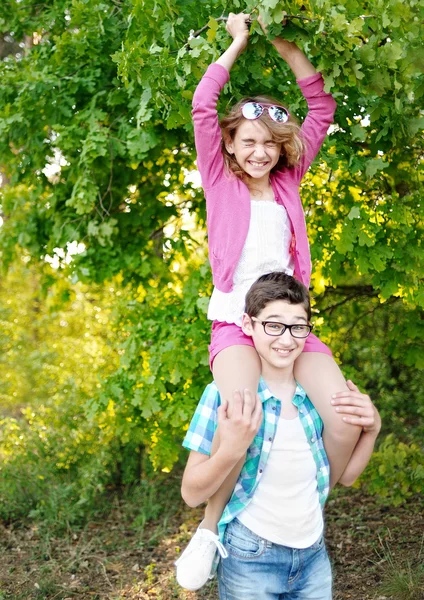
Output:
[241, 102, 290, 123]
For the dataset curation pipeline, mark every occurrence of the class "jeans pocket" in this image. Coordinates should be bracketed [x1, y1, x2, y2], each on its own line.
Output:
[225, 520, 265, 559]
[310, 534, 325, 553]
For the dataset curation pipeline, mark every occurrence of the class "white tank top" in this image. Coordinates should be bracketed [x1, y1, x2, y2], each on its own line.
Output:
[207, 201, 294, 326]
[238, 415, 324, 549]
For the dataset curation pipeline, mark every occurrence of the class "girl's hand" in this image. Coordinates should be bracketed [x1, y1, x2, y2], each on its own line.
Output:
[226, 12, 250, 47]
[217, 389, 263, 460]
[331, 380, 382, 435]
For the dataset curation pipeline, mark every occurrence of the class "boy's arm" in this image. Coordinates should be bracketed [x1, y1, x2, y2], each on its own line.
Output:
[182, 391, 262, 507]
[181, 445, 240, 508]
[330, 381, 382, 487]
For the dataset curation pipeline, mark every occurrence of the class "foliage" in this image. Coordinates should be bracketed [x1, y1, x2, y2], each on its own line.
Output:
[313, 288, 424, 437]
[353, 434, 424, 506]
[0, 0, 423, 513]
[312, 283, 424, 506]
[0, 253, 119, 411]
[0, 257, 121, 526]
[87, 257, 212, 471]
[0, 0, 422, 296]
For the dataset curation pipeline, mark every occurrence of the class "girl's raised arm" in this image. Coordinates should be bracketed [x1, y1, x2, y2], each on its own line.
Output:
[259, 17, 336, 181]
[216, 12, 250, 72]
[191, 13, 250, 190]
[258, 15, 316, 79]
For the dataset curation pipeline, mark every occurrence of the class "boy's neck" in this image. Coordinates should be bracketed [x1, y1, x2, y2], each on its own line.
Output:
[260, 360, 297, 397]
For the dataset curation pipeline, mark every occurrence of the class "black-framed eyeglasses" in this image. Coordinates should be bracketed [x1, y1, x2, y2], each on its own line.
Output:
[251, 317, 313, 338]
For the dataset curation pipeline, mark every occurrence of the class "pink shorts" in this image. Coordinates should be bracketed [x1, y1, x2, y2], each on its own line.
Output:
[208, 320, 332, 371]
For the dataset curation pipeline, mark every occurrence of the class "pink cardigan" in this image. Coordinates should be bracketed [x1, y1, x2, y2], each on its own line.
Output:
[192, 63, 337, 292]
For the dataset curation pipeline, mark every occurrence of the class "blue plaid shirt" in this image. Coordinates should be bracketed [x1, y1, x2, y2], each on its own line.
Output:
[183, 378, 330, 542]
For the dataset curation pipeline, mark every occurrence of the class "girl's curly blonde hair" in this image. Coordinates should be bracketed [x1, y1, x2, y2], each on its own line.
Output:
[220, 95, 306, 179]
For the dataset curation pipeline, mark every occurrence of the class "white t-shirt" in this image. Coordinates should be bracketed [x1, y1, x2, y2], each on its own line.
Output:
[207, 201, 294, 325]
[238, 414, 324, 548]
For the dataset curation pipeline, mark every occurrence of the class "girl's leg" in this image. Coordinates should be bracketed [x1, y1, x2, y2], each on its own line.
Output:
[202, 345, 261, 531]
[294, 352, 361, 488]
[175, 346, 261, 591]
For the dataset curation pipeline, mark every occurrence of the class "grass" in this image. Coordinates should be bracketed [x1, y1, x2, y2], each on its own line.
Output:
[375, 534, 424, 600]
[0, 485, 423, 599]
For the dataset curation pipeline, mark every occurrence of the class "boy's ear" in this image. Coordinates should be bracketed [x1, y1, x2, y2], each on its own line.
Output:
[241, 313, 254, 337]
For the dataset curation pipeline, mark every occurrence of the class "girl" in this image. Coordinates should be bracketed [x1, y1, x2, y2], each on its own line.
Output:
[176, 12, 361, 589]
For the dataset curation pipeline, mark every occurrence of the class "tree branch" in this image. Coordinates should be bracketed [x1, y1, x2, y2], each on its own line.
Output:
[187, 13, 320, 44]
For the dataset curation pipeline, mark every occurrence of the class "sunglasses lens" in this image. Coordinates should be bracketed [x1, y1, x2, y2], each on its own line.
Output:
[269, 106, 289, 123]
[242, 102, 263, 120]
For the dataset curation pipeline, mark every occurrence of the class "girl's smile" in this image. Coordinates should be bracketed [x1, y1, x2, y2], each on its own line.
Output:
[226, 119, 281, 183]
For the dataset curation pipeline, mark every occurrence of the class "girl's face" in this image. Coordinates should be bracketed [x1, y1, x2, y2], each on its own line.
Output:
[226, 119, 281, 182]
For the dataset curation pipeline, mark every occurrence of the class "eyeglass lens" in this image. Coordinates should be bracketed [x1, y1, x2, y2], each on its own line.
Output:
[242, 103, 264, 119]
[268, 106, 289, 123]
[264, 323, 311, 338]
[242, 102, 289, 123]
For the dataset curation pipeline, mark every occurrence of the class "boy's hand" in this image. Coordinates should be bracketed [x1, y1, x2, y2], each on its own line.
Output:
[226, 12, 250, 47]
[331, 380, 381, 436]
[217, 389, 263, 460]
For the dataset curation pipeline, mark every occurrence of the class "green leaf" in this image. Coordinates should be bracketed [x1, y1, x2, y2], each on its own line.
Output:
[127, 128, 159, 158]
[351, 124, 367, 142]
[334, 223, 356, 254]
[353, 63, 364, 80]
[381, 41, 403, 68]
[136, 88, 153, 127]
[196, 296, 209, 314]
[407, 116, 424, 137]
[365, 158, 389, 179]
[358, 45, 376, 64]
[358, 229, 374, 247]
[323, 74, 334, 93]
[206, 17, 218, 44]
[369, 69, 391, 96]
[347, 206, 360, 220]
[261, 0, 279, 9]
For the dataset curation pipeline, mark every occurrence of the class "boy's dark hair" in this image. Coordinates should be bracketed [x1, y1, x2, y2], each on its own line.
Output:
[245, 272, 311, 320]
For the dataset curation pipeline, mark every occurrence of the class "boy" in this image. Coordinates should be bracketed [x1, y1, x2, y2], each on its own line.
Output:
[177, 272, 380, 598]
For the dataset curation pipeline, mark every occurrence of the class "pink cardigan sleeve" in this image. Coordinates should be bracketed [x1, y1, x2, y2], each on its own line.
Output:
[292, 73, 337, 182]
[192, 63, 230, 189]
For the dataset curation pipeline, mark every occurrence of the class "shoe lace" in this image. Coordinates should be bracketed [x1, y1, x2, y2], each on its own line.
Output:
[213, 538, 228, 559]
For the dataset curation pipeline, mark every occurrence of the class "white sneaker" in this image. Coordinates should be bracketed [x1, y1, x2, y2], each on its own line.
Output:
[175, 527, 228, 591]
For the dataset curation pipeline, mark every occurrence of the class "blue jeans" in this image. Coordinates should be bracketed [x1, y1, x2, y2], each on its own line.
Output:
[218, 519, 332, 600]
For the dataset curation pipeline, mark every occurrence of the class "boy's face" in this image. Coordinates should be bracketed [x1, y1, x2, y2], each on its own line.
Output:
[241, 300, 309, 372]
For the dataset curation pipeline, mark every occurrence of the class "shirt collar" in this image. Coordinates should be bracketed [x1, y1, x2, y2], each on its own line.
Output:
[258, 376, 307, 406]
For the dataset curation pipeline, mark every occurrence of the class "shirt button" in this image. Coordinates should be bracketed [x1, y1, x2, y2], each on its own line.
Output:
[272, 405, 276, 410]
[259, 469, 263, 473]
[268, 437, 272, 441]
[302, 270, 306, 275]
[310, 436, 316, 443]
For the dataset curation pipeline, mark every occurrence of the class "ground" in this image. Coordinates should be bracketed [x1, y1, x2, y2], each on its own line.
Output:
[0, 489, 422, 599]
